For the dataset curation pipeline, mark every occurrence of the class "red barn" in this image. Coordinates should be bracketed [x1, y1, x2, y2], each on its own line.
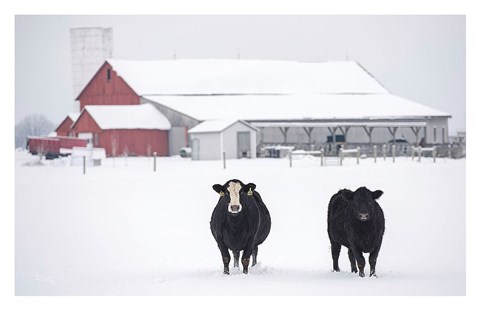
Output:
[76, 61, 141, 111]
[54, 113, 80, 137]
[71, 104, 170, 157]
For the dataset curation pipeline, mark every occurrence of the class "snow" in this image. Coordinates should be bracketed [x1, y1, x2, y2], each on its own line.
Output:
[67, 112, 80, 122]
[188, 119, 256, 133]
[107, 59, 388, 95]
[15, 150, 465, 296]
[81, 104, 171, 130]
[146, 93, 450, 122]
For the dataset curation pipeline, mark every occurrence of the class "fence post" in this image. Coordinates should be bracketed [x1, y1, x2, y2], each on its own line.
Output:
[340, 147, 344, 166]
[374, 145, 377, 163]
[83, 156, 86, 175]
[418, 146, 422, 162]
[153, 152, 157, 172]
[433, 146, 436, 163]
[223, 152, 226, 169]
[411, 146, 415, 161]
[320, 148, 324, 167]
[356, 147, 360, 165]
[448, 144, 451, 158]
[382, 144, 386, 161]
[289, 152, 292, 168]
[392, 144, 396, 163]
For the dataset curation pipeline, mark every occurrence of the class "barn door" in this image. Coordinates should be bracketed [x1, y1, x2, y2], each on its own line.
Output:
[192, 138, 200, 160]
[237, 132, 250, 158]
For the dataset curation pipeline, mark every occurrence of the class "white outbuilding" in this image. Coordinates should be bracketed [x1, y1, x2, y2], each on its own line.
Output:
[188, 120, 258, 160]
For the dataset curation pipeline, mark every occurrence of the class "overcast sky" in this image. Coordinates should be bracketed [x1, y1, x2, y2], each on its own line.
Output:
[15, 15, 465, 134]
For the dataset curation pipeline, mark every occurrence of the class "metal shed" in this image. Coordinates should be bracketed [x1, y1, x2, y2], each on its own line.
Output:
[188, 120, 258, 160]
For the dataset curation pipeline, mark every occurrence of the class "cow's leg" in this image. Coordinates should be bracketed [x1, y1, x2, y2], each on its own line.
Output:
[217, 241, 231, 275]
[241, 240, 255, 274]
[330, 240, 341, 272]
[348, 248, 358, 273]
[350, 245, 366, 277]
[233, 251, 240, 268]
[369, 241, 382, 277]
[252, 246, 258, 267]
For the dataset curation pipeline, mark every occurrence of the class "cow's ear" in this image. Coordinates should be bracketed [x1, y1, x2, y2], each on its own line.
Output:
[212, 184, 225, 195]
[245, 183, 256, 195]
[372, 190, 383, 200]
[245, 183, 256, 191]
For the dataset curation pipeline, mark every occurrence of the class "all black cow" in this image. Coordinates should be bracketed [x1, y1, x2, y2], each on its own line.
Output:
[210, 179, 271, 274]
[327, 187, 385, 277]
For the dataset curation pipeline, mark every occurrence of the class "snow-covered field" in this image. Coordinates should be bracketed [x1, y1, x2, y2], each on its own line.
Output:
[15, 151, 465, 295]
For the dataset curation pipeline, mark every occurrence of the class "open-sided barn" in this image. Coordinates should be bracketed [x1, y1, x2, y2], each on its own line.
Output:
[61, 58, 450, 158]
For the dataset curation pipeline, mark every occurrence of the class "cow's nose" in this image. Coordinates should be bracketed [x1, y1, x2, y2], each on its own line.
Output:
[230, 205, 240, 212]
[359, 213, 369, 220]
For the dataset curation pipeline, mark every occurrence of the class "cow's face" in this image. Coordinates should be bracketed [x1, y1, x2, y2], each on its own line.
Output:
[212, 179, 256, 215]
[345, 187, 383, 222]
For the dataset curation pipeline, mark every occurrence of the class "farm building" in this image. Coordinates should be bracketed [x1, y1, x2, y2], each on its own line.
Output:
[70, 104, 170, 157]
[188, 120, 257, 160]
[55, 113, 80, 137]
[62, 58, 450, 158]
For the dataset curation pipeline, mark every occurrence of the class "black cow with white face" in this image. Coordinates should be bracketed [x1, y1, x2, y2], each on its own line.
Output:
[210, 179, 271, 274]
[327, 186, 385, 277]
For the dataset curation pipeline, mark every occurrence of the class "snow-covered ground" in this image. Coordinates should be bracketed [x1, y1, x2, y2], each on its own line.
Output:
[15, 151, 465, 295]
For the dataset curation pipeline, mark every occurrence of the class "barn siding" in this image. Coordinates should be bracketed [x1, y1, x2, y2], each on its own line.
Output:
[99, 129, 169, 157]
[78, 62, 140, 110]
[71, 111, 102, 134]
[142, 98, 200, 128]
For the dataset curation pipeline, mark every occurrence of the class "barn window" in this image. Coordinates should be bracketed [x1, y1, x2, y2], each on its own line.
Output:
[107, 68, 111, 81]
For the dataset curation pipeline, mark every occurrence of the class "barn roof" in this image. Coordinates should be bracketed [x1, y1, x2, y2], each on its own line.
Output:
[106, 59, 388, 95]
[68, 113, 80, 122]
[188, 119, 257, 134]
[80, 104, 171, 130]
[144, 94, 450, 122]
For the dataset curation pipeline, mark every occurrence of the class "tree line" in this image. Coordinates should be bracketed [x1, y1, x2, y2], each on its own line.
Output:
[15, 114, 54, 149]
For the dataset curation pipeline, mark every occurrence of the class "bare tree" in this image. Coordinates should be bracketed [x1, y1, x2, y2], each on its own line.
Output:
[111, 133, 118, 167]
[147, 144, 152, 159]
[15, 114, 54, 148]
[123, 145, 129, 166]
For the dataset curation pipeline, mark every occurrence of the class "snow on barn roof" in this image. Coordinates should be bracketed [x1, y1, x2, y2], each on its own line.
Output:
[82, 104, 171, 130]
[67, 113, 80, 122]
[144, 94, 450, 122]
[106, 59, 388, 95]
[188, 119, 257, 134]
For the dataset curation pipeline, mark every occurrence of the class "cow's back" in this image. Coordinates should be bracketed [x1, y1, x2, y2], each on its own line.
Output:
[327, 190, 352, 246]
[210, 202, 226, 241]
[253, 191, 271, 246]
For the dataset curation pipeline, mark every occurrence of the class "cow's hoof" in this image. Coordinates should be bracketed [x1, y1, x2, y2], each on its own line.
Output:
[333, 268, 340, 272]
[224, 270, 229, 275]
[359, 271, 365, 277]
[370, 272, 377, 278]
[351, 269, 358, 273]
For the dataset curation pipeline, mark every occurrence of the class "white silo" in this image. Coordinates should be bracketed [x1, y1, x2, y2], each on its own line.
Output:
[70, 27, 113, 111]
